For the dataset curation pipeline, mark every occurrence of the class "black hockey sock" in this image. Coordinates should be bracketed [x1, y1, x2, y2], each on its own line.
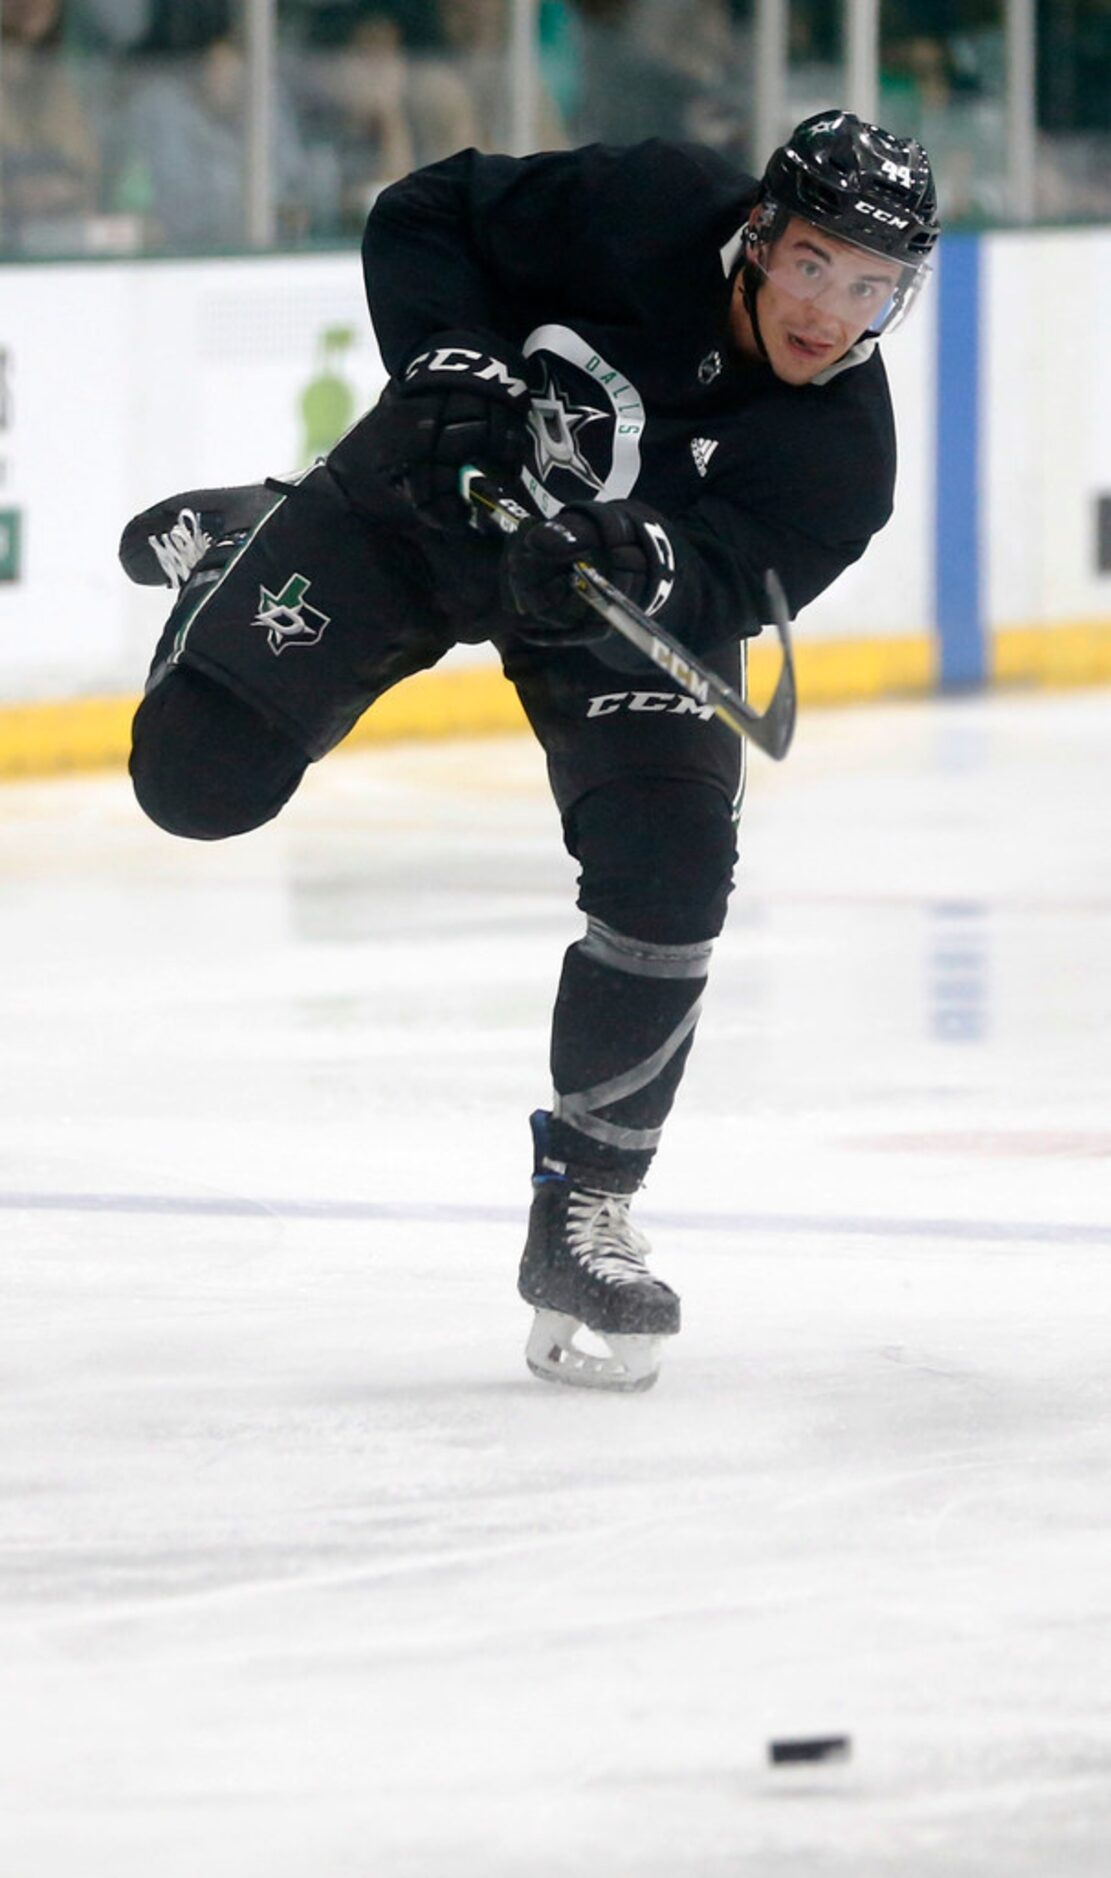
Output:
[545, 916, 712, 1187]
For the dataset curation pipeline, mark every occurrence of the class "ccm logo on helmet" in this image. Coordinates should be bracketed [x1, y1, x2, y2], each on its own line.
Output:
[853, 200, 911, 229]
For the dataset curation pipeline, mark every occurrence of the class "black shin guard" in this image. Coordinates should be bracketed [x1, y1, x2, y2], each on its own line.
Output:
[545, 918, 712, 1185]
[544, 776, 738, 1184]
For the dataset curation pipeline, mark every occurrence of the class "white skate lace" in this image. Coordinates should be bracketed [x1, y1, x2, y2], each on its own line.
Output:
[565, 1191, 656, 1288]
[149, 509, 213, 590]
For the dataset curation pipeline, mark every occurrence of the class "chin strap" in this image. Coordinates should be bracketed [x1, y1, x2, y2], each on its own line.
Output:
[739, 260, 770, 364]
[735, 201, 784, 367]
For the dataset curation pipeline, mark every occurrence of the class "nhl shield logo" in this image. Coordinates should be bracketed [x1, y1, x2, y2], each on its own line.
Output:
[254, 572, 330, 655]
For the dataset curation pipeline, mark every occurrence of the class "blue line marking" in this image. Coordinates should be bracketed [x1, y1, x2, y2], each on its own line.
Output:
[935, 233, 984, 689]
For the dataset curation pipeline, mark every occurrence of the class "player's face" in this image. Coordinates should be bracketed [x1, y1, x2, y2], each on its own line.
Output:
[730, 216, 904, 385]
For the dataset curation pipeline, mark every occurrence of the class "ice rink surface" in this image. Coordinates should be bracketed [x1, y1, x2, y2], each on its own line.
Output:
[4, 687, 1111, 1877]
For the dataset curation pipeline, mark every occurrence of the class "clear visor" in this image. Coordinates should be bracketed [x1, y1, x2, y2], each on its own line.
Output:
[752, 227, 928, 336]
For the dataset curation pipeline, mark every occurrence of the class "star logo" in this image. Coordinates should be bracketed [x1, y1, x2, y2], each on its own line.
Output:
[526, 363, 608, 494]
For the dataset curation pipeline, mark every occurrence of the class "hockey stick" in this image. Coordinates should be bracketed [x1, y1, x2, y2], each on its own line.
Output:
[460, 468, 797, 761]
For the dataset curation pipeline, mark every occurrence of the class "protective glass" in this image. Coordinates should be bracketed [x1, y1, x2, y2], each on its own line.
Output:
[754, 232, 929, 336]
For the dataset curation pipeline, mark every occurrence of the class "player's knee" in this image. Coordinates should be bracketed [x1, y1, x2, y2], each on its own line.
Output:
[567, 776, 737, 944]
[130, 667, 307, 841]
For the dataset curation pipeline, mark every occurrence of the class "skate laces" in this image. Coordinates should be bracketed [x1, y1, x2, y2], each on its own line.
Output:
[149, 509, 212, 589]
[565, 1190, 654, 1287]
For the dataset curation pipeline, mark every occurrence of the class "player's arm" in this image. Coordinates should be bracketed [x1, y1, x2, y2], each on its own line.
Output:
[503, 343, 895, 646]
[661, 384, 898, 650]
[503, 480, 888, 653]
[666, 490, 883, 650]
[361, 144, 626, 373]
[358, 145, 627, 534]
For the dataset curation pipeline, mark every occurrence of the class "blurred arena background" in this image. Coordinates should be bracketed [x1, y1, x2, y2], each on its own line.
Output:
[0, 0, 1108, 773]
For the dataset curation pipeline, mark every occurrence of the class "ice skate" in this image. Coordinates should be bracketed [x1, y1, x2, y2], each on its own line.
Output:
[119, 484, 276, 591]
[518, 1111, 680, 1392]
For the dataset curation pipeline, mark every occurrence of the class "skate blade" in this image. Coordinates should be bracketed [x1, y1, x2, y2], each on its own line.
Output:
[524, 1310, 663, 1392]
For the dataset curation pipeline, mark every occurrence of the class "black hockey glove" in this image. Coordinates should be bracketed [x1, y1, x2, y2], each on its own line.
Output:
[366, 330, 531, 533]
[503, 501, 677, 645]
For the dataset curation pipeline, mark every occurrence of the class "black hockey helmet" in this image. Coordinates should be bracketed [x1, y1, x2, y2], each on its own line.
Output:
[737, 111, 939, 341]
[761, 111, 939, 266]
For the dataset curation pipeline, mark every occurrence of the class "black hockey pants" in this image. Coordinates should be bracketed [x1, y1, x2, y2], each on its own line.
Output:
[130, 420, 743, 1185]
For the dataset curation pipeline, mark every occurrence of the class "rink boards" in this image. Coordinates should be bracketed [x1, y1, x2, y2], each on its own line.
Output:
[0, 228, 1108, 775]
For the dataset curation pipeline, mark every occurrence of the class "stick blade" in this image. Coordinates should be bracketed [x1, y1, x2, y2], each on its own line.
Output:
[759, 567, 798, 761]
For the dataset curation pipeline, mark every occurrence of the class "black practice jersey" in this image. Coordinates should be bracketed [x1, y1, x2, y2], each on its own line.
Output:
[362, 140, 897, 652]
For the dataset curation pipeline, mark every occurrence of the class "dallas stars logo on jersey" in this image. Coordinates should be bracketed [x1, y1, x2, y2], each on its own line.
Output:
[254, 572, 330, 656]
[521, 325, 646, 517]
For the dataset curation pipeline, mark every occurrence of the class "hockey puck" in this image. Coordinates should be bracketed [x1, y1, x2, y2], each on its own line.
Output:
[768, 1736, 852, 1765]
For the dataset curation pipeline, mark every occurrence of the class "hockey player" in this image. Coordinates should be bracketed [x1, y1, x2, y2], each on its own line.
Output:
[124, 112, 938, 1390]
